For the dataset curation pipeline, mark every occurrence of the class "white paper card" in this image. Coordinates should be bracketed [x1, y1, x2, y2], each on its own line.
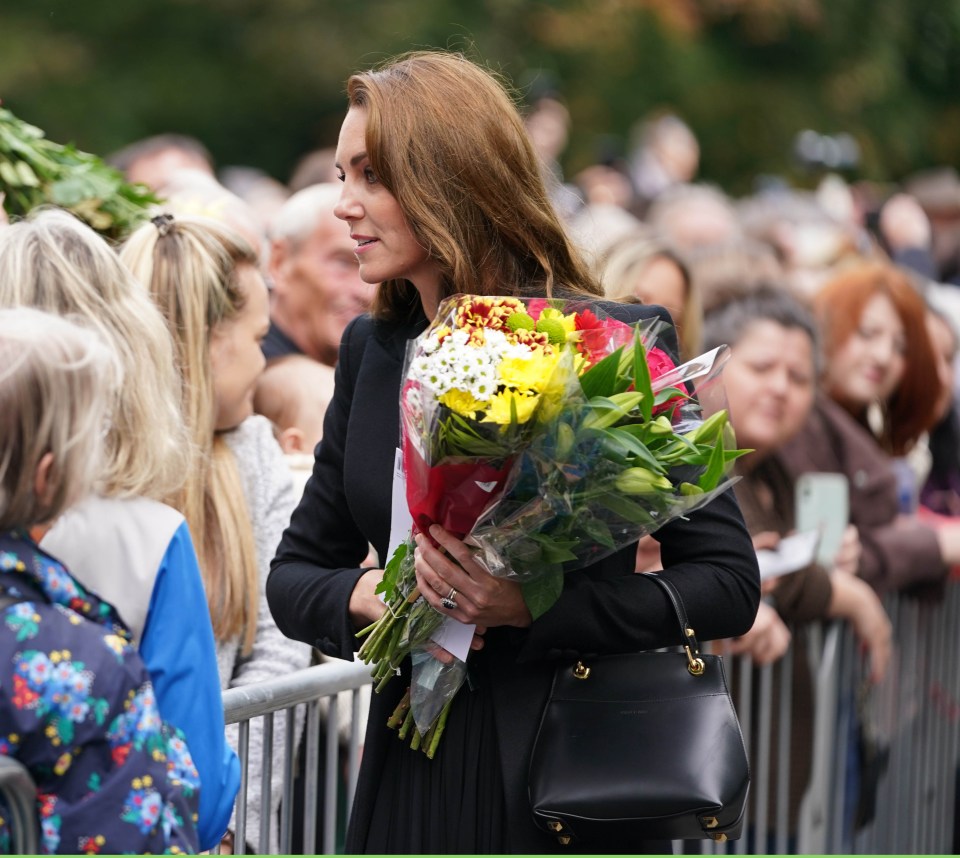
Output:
[755, 530, 819, 581]
[388, 448, 475, 662]
[387, 448, 413, 561]
[430, 616, 475, 663]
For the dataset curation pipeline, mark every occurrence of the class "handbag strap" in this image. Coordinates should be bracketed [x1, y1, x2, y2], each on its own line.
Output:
[639, 572, 705, 676]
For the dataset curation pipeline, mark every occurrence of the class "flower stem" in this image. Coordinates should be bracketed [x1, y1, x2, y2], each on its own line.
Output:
[386, 687, 411, 729]
[425, 698, 453, 759]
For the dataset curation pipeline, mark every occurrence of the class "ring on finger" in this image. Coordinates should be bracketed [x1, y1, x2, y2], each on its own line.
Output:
[440, 587, 458, 611]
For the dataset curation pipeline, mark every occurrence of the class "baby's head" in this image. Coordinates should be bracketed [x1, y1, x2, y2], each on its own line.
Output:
[0, 308, 118, 530]
[254, 355, 334, 454]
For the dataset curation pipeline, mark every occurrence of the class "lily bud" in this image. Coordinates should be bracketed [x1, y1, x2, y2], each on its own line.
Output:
[615, 467, 673, 495]
[684, 409, 728, 445]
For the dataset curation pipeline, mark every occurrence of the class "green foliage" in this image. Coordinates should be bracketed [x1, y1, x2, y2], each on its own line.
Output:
[1, 0, 956, 191]
[0, 105, 157, 239]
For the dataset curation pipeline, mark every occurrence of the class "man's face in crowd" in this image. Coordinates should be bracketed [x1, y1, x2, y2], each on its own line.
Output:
[270, 210, 375, 366]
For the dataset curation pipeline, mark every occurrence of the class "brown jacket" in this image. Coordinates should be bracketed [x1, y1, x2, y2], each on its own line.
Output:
[778, 395, 946, 594]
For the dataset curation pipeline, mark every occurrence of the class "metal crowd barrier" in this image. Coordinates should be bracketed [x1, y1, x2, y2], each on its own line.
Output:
[223, 584, 959, 855]
[693, 581, 960, 855]
[220, 659, 372, 855]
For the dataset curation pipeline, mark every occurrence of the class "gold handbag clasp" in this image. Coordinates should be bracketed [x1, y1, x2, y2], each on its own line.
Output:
[572, 661, 591, 680]
[684, 627, 705, 675]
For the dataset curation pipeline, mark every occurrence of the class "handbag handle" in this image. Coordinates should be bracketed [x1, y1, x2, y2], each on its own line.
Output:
[638, 572, 705, 676]
[572, 573, 707, 679]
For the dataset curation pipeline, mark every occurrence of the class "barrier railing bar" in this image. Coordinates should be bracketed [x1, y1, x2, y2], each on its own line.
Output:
[775, 649, 792, 855]
[322, 695, 339, 856]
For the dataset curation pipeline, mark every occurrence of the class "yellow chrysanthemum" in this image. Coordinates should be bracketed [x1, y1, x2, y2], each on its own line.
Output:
[482, 390, 540, 425]
[499, 351, 562, 394]
[439, 388, 487, 419]
[536, 353, 581, 422]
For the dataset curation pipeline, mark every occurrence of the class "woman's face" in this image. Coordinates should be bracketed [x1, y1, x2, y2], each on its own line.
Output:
[632, 256, 687, 324]
[209, 264, 269, 432]
[824, 292, 906, 411]
[927, 311, 957, 422]
[722, 320, 816, 456]
[333, 107, 443, 315]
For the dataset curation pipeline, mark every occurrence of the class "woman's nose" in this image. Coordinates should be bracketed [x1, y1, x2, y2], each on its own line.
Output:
[334, 183, 361, 222]
[767, 366, 790, 396]
[870, 336, 895, 366]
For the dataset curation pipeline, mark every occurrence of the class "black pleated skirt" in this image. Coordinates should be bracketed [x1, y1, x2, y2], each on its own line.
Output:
[347, 654, 509, 854]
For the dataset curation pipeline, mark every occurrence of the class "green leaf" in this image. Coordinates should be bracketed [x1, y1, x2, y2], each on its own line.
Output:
[605, 427, 667, 473]
[698, 431, 727, 492]
[529, 533, 580, 564]
[377, 540, 409, 601]
[632, 328, 653, 422]
[578, 513, 616, 549]
[521, 568, 564, 620]
[579, 346, 625, 399]
[653, 387, 689, 406]
[596, 491, 658, 524]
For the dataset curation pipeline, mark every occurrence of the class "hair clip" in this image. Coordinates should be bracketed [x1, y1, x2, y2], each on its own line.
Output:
[150, 212, 175, 237]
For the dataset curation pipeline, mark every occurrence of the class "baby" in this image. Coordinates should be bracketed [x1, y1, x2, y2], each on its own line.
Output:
[254, 353, 335, 494]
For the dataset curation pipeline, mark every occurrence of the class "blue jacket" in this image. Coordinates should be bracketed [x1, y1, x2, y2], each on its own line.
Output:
[41, 496, 240, 849]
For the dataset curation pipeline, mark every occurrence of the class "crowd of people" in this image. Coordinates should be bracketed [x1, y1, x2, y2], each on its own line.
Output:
[1, 47, 959, 853]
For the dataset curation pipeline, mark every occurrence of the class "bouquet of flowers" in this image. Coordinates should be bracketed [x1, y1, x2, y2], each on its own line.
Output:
[357, 295, 746, 757]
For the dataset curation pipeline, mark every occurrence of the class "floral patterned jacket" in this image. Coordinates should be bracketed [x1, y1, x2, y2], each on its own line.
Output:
[0, 531, 200, 854]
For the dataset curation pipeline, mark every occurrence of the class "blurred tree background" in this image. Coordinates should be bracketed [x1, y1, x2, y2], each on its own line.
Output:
[1, 0, 957, 195]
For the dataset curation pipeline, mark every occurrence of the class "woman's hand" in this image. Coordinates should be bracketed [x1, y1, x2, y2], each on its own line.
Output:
[413, 525, 532, 629]
[724, 601, 792, 666]
[348, 567, 387, 630]
[828, 573, 892, 684]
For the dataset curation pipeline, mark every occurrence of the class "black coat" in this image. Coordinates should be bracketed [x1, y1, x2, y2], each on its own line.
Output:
[268, 303, 760, 853]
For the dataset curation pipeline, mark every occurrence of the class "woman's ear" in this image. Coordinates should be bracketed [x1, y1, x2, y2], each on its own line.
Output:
[34, 452, 56, 507]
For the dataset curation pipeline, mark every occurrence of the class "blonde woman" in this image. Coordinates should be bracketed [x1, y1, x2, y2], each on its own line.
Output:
[121, 213, 310, 853]
[0, 209, 239, 851]
[599, 228, 702, 360]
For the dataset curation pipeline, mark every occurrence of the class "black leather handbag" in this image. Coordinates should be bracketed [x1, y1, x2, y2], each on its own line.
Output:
[528, 572, 750, 846]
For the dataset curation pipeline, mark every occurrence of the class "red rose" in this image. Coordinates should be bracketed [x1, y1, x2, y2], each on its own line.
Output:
[646, 347, 676, 382]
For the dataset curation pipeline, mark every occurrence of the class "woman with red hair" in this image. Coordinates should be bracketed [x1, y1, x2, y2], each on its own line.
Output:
[814, 263, 941, 456]
[780, 263, 960, 594]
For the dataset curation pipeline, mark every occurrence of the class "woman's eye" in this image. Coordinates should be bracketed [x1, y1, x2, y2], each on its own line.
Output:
[336, 170, 345, 182]
[364, 167, 378, 184]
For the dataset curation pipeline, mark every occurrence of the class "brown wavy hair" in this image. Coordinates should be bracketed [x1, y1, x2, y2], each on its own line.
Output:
[345, 51, 601, 322]
[814, 263, 941, 455]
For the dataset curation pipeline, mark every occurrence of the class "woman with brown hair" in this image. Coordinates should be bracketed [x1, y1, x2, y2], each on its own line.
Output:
[267, 51, 759, 854]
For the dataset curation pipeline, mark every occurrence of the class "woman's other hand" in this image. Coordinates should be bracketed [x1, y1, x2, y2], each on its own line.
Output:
[349, 567, 387, 629]
[724, 601, 792, 666]
[413, 525, 532, 629]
